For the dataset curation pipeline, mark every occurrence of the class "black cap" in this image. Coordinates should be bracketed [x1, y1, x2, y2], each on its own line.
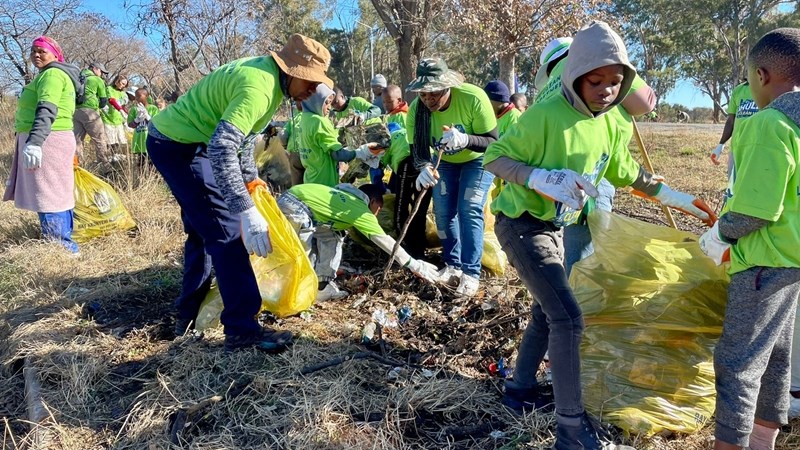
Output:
[89, 62, 108, 74]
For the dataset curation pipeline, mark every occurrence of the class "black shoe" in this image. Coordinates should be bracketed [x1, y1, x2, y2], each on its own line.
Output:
[174, 317, 194, 337]
[224, 327, 294, 353]
[501, 379, 554, 415]
[552, 412, 635, 450]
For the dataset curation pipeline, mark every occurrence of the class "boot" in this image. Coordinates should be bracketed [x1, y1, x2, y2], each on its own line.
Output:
[552, 412, 635, 450]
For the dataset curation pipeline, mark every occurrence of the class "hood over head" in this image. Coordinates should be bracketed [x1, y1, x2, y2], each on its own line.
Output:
[335, 183, 370, 205]
[301, 83, 335, 117]
[561, 21, 636, 117]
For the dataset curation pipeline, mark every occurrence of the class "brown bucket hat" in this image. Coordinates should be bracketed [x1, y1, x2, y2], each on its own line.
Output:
[271, 34, 334, 88]
[406, 57, 464, 93]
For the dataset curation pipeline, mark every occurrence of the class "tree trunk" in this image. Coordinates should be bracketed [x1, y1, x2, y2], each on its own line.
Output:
[498, 52, 516, 94]
[397, 34, 417, 102]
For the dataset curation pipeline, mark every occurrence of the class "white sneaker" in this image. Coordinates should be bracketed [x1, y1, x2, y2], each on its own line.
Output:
[790, 396, 800, 418]
[437, 265, 462, 286]
[316, 282, 348, 302]
[456, 273, 480, 296]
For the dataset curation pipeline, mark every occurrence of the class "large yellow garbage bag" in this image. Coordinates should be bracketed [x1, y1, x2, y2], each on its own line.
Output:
[72, 167, 136, 242]
[195, 186, 317, 330]
[481, 192, 507, 275]
[572, 210, 729, 435]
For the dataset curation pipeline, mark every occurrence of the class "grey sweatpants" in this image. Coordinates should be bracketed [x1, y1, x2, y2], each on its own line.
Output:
[714, 267, 800, 447]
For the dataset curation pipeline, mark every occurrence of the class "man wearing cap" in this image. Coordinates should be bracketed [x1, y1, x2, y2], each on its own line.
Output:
[407, 57, 499, 297]
[73, 62, 110, 170]
[371, 74, 387, 113]
[484, 80, 521, 137]
[146, 34, 333, 352]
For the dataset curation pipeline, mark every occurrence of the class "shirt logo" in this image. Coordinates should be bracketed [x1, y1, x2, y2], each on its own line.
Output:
[736, 99, 758, 119]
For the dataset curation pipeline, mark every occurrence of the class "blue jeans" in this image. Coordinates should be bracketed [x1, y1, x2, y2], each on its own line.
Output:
[563, 177, 615, 277]
[432, 158, 494, 277]
[496, 212, 585, 416]
[146, 132, 262, 336]
[38, 210, 78, 253]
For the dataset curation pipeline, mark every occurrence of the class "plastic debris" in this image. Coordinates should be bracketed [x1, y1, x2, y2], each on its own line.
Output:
[397, 305, 413, 324]
[372, 308, 398, 328]
[488, 357, 512, 378]
[490, 431, 506, 439]
[361, 322, 377, 343]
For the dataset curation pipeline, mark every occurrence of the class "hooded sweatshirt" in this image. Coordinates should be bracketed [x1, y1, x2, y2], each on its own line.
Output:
[15, 61, 81, 147]
[484, 21, 660, 225]
[718, 91, 800, 274]
[299, 84, 356, 186]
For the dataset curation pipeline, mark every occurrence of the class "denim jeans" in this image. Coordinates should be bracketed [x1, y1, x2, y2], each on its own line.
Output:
[563, 177, 615, 277]
[496, 212, 585, 416]
[38, 210, 79, 253]
[432, 157, 494, 277]
[277, 192, 344, 282]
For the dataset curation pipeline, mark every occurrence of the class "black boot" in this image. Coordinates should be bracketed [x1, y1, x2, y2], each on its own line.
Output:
[552, 412, 635, 450]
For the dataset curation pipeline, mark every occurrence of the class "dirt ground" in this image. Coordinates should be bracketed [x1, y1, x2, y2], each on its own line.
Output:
[2, 120, 800, 449]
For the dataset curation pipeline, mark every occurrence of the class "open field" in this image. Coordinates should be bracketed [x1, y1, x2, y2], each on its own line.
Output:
[1, 112, 800, 449]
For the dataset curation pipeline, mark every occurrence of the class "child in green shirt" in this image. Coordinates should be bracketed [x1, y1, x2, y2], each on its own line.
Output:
[485, 22, 713, 448]
[700, 28, 800, 450]
[127, 87, 159, 167]
[330, 88, 382, 126]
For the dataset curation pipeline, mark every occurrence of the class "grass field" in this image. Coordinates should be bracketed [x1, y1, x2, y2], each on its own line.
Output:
[1, 102, 800, 450]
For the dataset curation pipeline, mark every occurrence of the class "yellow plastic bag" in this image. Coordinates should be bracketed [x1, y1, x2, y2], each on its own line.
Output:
[72, 167, 136, 242]
[572, 210, 729, 435]
[195, 186, 317, 330]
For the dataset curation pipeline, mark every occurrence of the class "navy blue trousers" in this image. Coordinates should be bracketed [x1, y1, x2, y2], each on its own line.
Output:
[146, 133, 261, 336]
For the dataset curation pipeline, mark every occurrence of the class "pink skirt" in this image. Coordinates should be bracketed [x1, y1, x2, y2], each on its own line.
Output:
[3, 131, 76, 213]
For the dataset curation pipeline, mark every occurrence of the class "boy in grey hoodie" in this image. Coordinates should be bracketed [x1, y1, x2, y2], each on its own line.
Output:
[700, 28, 800, 450]
[484, 22, 715, 449]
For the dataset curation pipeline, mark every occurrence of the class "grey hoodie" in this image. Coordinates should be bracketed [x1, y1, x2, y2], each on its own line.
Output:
[301, 84, 335, 117]
[26, 61, 82, 147]
[561, 21, 636, 118]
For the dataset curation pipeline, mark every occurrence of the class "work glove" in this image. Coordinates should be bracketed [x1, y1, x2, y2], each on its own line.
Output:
[526, 168, 599, 210]
[355, 144, 383, 169]
[441, 125, 468, 155]
[699, 221, 731, 265]
[239, 206, 273, 257]
[352, 111, 366, 125]
[22, 144, 42, 170]
[406, 258, 439, 283]
[245, 177, 267, 194]
[653, 183, 716, 226]
[415, 164, 439, 191]
[710, 144, 725, 165]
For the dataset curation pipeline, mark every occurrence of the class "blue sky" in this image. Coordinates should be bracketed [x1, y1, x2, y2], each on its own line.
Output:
[83, 0, 713, 108]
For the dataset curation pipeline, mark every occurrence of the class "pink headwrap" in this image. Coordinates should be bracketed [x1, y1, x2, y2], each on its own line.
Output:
[31, 36, 64, 63]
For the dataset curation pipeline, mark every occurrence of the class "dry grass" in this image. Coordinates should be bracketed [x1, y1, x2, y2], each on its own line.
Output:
[2, 106, 800, 450]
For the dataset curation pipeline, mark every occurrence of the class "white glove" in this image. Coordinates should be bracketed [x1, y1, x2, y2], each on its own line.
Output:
[699, 221, 731, 265]
[415, 164, 438, 191]
[526, 168, 599, 210]
[352, 112, 365, 125]
[22, 144, 42, 170]
[406, 258, 439, 283]
[101, 105, 109, 114]
[710, 144, 725, 165]
[355, 144, 383, 169]
[441, 127, 469, 154]
[654, 183, 712, 224]
[239, 206, 273, 257]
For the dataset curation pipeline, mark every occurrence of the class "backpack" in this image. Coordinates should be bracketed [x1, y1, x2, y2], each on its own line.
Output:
[41, 63, 86, 105]
[75, 71, 87, 104]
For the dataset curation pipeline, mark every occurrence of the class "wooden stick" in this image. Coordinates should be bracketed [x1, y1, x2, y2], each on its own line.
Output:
[631, 118, 678, 229]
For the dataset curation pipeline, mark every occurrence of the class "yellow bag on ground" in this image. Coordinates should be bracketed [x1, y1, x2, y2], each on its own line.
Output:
[195, 186, 317, 330]
[572, 210, 728, 436]
[72, 167, 136, 242]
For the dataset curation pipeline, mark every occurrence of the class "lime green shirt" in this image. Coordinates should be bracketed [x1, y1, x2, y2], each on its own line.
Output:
[535, 58, 566, 104]
[386, 111, 407, 128]
[382, 128, 411, 173]
[298, 111, 343, 186]
[151, 56, 284, 143]
[15, 68, 76, 133]
[285, 112, 303, 153]
[287, 184, 385, 237]
[723, 108, 800, 274]
[407, 83, 497, 164]
[127, 104, 159, 154]
[101, 85, 127, 125]
[484, 94, 640, 225]
[727, 82, 758, 119]
[497, 107, 521, 137]
[77, 70, 107, 111]
[334, 96, 381, 125]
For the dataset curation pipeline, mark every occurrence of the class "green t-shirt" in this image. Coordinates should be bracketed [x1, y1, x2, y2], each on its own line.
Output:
[151, 56, 284, 144]
[723, 108, 800, 274]
[128, 104, 160, 154]
[77, 70, 107, 111]
[727, 82, 759, 119]
[298, 111, 343, 186]
[484, 94, 640, 226]
[15, 68, 76, 133]
[101, 85, 127, 125]
[497, 107, 521, 137]
[382, 128, 411, 173]
[407, 83, 497, 164]
[285, 112, 303, 153]
[287, 184, 385, 237]
[333, 96, 381, 125]
[535, 58, 566, 103]
[386, 111, 407, 128]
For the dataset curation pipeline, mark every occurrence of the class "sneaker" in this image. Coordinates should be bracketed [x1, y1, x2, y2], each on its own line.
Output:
[224, 326, 293, 352]
[174, 317, 194, 337]
[456, 273, 480, 296]
[552, 412, 635, 450]
[502, 380, 554, 415]
[437, 265, 462, 286]
[316, 282, 348, 302]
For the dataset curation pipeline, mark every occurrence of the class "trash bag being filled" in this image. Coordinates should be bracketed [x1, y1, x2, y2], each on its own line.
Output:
[72, 167, 136, 242]
[196, 186, 317, 330]
[572, 210, 728, 436]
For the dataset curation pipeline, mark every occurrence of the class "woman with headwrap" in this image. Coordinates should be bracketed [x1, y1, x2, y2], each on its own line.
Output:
[298, 83, 382, 187]
[4, 36, 82, 254]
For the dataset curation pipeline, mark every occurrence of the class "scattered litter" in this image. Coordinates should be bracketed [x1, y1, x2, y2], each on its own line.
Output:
[489, 430, 506, 439]
[300, 311, 313, 322]
[372, 308, 398, 328]
[361, 322, 377, 343]
[447, 306, 462, 319]
[488, 357, 512, 378]
[397, 305, 413, 324]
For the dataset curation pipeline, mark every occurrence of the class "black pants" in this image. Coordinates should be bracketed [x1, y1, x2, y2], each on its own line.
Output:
[393, 157, 431, 259]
